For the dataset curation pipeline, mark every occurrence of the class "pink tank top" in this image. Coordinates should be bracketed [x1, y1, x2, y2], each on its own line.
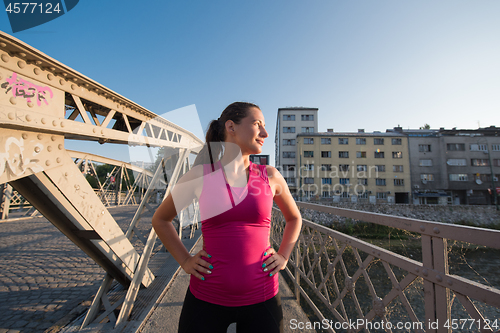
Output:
[189, 160, 279, 306]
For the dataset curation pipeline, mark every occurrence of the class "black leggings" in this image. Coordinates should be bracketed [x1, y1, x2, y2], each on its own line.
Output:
[178, 286, 284, 333]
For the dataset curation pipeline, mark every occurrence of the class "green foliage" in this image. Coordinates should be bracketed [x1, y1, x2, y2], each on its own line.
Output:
[332, 220, 419, 240]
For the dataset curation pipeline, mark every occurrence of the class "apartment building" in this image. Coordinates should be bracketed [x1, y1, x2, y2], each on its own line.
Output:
[296, 130, 411, 203]
[275, 107, 318, 194]
[388, 126, 500, 205]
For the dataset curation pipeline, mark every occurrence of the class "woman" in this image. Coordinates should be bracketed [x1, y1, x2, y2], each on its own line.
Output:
[152, 102, 302, 333]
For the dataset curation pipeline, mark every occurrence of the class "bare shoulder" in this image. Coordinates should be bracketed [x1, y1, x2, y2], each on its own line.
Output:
[265, 165, 283, 180]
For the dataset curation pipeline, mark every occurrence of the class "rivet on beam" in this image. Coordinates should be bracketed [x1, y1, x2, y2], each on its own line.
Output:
[51, 136, 57, 141]
[19, 52, 26, 57]
[433, 227, 440, 234]
[419, 225, 425, 232]
[34, 68, 41, 75]
[17, 60, 26, 69]
[58, 144, 63, 150]
[37, 134, 43, 140]
[35, 60, 42, 65]
[9, 97, 16, 105]
[56, 157, 61, 163]
[436, 275, 443, 282]
[41, 118, 46, 124]
[47, 73, 54, 80]
[1, 54, 9, 62]
[71, 84, 76, 90]
[27, 102, 33, 108]
[52, 120, 57, 126]
[59, 79, 65, 85]
[45, 160, 51, 166]
[62, 72, 68, 77]
[422, 269, 428, 276]
[49, 67, 55, 71]
[34, 146, 41, 153]
[25, 114, 32, 121]
[8, 113, 14, 120]
[47, 146, 52, 152]
[22, 133, 28, 139]
[0, 42, 6, 48]
[60, 121, 65, 127]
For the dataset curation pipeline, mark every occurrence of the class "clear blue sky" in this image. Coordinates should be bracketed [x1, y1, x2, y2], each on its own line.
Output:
[1, 1, 499, 166]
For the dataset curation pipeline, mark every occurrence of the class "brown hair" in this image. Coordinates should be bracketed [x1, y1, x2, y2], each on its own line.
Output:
[193, 102, 260, 170]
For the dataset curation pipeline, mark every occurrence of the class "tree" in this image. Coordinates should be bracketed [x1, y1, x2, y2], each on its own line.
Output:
[419, 124, 431, 129]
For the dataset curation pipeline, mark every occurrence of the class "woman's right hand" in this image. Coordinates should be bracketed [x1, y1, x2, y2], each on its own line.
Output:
[180, 250, 213, 281]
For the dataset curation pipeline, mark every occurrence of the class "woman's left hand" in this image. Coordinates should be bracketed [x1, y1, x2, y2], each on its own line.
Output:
[262, 248, 288, 277]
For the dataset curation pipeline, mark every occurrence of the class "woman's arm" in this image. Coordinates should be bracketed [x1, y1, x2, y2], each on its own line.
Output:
[152, 165, 212, 281]
[262, 165, 302, 276]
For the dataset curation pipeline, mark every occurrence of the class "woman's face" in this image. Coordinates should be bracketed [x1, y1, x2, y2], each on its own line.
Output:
[228, 107, 268, 155]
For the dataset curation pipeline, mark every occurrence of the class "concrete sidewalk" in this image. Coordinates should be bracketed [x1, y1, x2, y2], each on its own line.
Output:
[140, 239, 316, 333]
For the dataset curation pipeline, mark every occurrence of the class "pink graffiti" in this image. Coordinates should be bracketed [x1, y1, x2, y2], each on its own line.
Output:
[1, 72, 54, 106]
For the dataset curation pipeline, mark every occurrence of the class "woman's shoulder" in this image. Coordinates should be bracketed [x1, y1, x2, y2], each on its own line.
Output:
[264, 165, 280, 178]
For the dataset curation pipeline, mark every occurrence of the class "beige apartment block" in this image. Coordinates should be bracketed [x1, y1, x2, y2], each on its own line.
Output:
[296, 130, 411, 203]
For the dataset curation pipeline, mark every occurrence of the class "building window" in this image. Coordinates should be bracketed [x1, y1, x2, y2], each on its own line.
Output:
[356, 151, 367, 158]
[302, 127, 314, 133]
[419, 144, 431, 152]
[322, 191, 332, 198]
[340, 192, 350, 198]
[283, 127, 295, 133]
[322, 178, 332, 185]
[304, 138, 314, 144]
[470, 144, 487, 151]
[357, 192, 369, 199]
[356, 138, 366, 145]
[376, 192, 387, 199]
[321, 164, 332, 171]
[338, 138, 349, 145]
[283, 114, 295, 121]
[285, 177, 296, 185]
[283, 139, 295, 146]
[447, 143, 465, 151]
[358, 178, 368, 185]
[492, 144, 500, 151]
[304, 151, 314, 158]
[449, 174, 468, 181]
[321, 138, 331, 144]
[394, 179, 404, 186]
[376, 178, 386, 186]
[374, 138, 384, 145]
[419, 159, 433, 167]
[304, 164, 314, 171]
[321, 151, 331, 158]
[339, 151, 349, 158]
[447, 159, 466, 166]
[339, 164, 349, 171]
[421, 174, 434, 181]
[375, 165, 386, 172]
[471, 159, 490, 166]
[301, 115, 314, 121]
[283, 152, 295, 158]
[339, 178, 350, 185]
[304, 177, 314, 184]
[392, 151, 403, 159]
[375, 151, 385, 158]
[494, 159, 500, 167]
[392, 138, 402, 145]
[357, 165, 367, 172]
[283, 164, 295, 171]
[393, 165, 404, 172]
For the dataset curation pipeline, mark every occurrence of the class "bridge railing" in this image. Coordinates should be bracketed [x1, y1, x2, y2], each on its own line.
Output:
[271, 201, 500, 333]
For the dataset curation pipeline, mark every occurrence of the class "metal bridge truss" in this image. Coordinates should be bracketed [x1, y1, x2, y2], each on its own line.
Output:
[0, 31, 203, 328]
[271, 202, 500, 333]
